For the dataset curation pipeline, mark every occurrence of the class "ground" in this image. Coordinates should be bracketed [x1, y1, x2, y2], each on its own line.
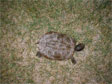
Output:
[0, 0, 112, 84]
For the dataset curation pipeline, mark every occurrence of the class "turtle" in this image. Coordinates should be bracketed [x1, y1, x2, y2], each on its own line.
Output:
[36, 32, 85, 64]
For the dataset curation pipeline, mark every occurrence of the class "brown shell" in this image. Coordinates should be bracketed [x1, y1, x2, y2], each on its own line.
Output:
[38, 32, 76, 60]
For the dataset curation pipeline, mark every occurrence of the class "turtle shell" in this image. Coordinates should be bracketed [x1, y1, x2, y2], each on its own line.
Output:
[38, 32, 76, 60]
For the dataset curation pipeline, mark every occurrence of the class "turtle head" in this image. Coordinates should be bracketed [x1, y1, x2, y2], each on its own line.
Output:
[75, 43, 85, 51]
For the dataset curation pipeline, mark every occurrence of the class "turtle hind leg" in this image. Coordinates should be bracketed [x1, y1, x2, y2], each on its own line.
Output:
[36, 51, 42, 58]
[71, 56, 76, 64]
[35, 41, 39, 44]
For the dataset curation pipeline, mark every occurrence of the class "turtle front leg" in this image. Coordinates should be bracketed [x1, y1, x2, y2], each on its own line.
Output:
[36, 51, 42, 58]
[71, 56, 76, 64]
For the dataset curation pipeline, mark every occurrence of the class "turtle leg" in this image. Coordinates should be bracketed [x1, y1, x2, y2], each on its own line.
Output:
[36, 51, 42, 58]
[71, 56, 76, 64]
[36, 41, 39, 44]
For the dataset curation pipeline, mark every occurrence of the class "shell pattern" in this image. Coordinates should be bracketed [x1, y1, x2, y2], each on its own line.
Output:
[38, 32, 75, 60]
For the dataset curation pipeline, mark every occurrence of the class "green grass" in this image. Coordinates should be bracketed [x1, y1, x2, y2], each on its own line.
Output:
[0, 0, 112, 84]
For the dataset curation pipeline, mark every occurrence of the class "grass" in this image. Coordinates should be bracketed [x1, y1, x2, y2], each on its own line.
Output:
[0, 0, 112, 84]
